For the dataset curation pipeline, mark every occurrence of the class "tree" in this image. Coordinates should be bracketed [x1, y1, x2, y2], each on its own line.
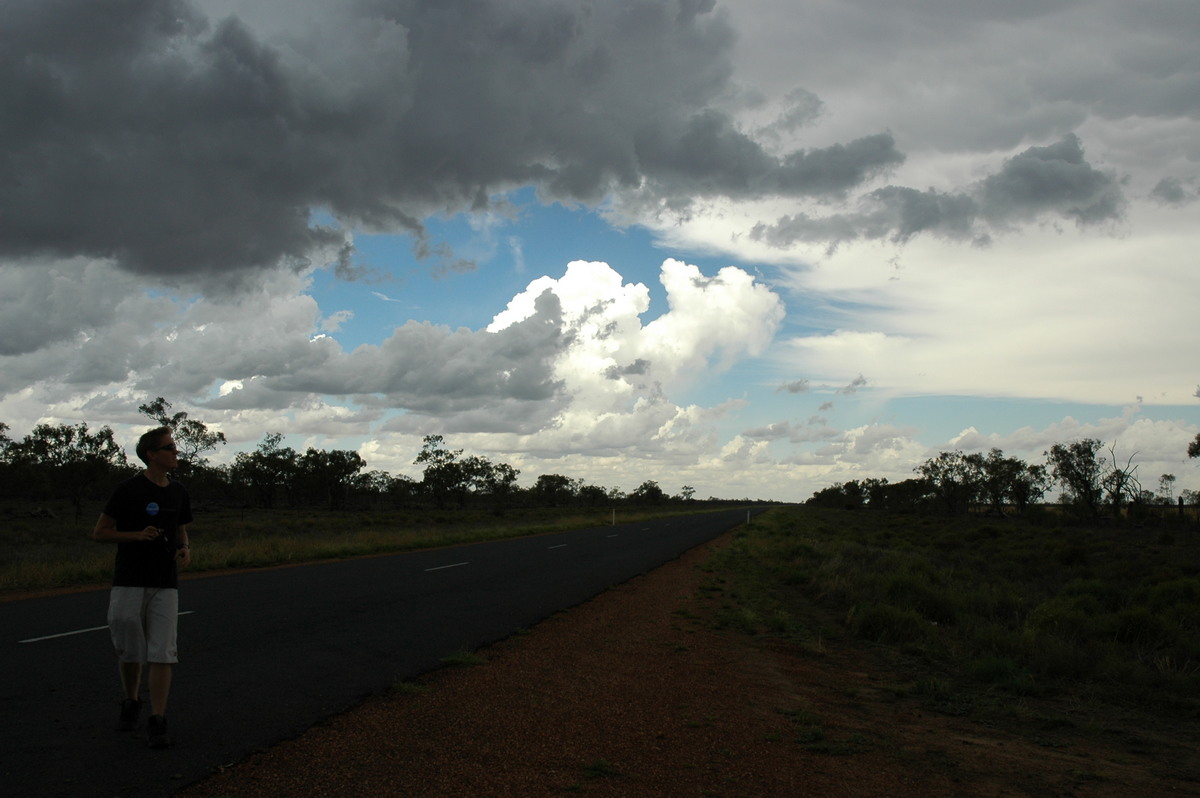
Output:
[532, 473, 575, 507]
[861, 477, 890, 509]
[458, 455, 490, 501]
[1189, 434, 1200, 459]
[630, 480, 666, 504]
[387, 474, 420, 507]
[678, 485, 696, 502]
[230, 433, 297, 509]
[577, 483, 609, 507]
[881, 478, 935, 513]
[807, 481, 866, 510]
[1157, 474, 1177, 505]
[1101, 444, 1141, 516]
[138, 397, 226, 476]
[6, 423, 128, 520]
[474, 460, 520, 513]
[1009, 463, 1049, 515]
[298, 447, 366, 510]
[978, 449, 1046, 516]
[917, 450, 984, 515]
[354, 470, 395, 510]
[414, 435, 465, 509]
[1046, 439, 1106, 519]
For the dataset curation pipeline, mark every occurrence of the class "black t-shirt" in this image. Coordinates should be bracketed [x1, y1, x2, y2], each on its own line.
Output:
[103, 473, 193, 588]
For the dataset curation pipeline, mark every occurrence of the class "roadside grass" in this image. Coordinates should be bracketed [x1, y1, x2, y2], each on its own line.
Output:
[705, 506, 1200, 719]
[439, 649, 488, 668]
[390, 679, 431, 696]
[0, 501, 722, 595]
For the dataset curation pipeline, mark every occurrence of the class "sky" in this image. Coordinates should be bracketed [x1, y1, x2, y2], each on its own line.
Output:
[2, 0, 1198, 503]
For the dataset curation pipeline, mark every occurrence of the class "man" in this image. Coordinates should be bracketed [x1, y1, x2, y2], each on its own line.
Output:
[93, 426, 192, 749]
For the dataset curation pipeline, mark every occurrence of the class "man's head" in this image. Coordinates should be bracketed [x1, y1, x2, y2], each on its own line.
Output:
[136, 426, 176, 466]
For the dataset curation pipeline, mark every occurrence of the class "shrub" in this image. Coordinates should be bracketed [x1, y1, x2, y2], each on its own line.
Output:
[850, 603, 928, 645]
[881, 572, 958, 625]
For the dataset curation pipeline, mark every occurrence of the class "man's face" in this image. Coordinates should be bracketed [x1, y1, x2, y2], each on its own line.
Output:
[148, 436, 179, 468]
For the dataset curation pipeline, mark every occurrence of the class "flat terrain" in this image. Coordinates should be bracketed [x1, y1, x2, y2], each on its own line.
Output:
[179, 533, 1200, 797]
[3, 510, 752, 798]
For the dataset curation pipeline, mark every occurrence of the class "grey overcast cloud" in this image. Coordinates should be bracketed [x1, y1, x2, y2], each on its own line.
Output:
[2, 0, 1197, 501]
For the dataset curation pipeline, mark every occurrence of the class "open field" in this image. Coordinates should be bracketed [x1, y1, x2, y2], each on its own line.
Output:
[713, 506, 1200, 724]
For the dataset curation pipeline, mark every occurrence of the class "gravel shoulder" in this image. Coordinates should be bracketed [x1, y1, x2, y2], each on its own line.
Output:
[177, 533, 1200, 797]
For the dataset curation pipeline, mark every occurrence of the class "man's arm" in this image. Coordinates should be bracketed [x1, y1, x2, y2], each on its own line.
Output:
[92, 512, 160, 543]
[176, 524, 191, 568]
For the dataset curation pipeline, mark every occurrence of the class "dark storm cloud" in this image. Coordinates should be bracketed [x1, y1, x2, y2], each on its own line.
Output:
[743, 417, 839, 444]
[837, 374, 867, 395]
[632, 112, 902, 197]
[605, 359, 652, 380]
[752, 134, 1126, 248]
[0, 0, 901, 284]
[1150, 176, 1199, 206]
[742, 420, 791, 440]
[265, 288, 568, 413]
[1, 1, 349, 281]
[977, 135, 1125, 225]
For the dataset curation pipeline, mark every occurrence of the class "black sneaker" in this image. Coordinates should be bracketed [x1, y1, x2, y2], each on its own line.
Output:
[147, 714, 172, 749]
[117, 698, 142, 731]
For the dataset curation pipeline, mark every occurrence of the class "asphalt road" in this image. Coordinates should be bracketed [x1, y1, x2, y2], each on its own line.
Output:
[1, 507, 763, 797]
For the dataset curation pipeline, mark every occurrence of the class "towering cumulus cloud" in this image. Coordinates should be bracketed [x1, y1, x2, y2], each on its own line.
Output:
[486, 258, 785, 452]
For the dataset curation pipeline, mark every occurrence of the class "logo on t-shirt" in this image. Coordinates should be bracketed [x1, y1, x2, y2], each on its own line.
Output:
[146, 502, 160, 517]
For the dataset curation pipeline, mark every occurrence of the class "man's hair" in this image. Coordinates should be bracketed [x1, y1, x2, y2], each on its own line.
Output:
[136, 427, 173, 465]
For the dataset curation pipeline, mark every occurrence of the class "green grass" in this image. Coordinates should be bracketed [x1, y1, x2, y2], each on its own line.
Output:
[703, 506, 1200, 715]
[0, 500, 724, 595]
[439, 650, 487, 668]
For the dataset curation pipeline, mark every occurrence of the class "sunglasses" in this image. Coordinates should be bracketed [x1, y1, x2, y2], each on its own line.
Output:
[152, 444, 178, 453]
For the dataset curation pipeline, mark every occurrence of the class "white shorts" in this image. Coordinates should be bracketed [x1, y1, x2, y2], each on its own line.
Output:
[107, 587, 179, 664]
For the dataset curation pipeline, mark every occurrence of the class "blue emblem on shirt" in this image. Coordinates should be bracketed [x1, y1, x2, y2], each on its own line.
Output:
[146, 502, 160, 517]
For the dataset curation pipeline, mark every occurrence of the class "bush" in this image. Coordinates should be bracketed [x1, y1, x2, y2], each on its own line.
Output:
[881, 572, 958, 625]
[849, 603, 928, 645]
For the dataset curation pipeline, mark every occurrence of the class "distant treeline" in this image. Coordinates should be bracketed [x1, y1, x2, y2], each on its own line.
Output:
[0, 399, 756, 518]
[809, 442, 1199, 520]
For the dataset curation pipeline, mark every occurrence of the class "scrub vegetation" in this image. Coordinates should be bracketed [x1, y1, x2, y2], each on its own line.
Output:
[708, 505, 1200, 718]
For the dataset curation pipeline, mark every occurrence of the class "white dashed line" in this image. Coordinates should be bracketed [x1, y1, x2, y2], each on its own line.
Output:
[424, 562, 470, 572]
[20, 611, 195, 644]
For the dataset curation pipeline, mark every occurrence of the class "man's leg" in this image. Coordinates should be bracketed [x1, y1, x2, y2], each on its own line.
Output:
[143, 589, 179, 748]
[116, 659, 144, 730]
[110, 588, 149, 730]
[119, 660, 142, 700]
[148, 662, 172, 717]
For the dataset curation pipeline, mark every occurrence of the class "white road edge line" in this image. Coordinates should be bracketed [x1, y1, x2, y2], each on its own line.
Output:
[547, 544, 568, 550]
[424, 562, 470, 572]
[20, 611, 196, 644]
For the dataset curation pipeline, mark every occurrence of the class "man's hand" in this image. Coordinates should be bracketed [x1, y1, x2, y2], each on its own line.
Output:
[177, 546, 191, 569]
[133, 526, 161, 542]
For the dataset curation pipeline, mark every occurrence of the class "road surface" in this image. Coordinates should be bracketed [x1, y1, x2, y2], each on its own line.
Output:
[1, 508, 763, 797]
